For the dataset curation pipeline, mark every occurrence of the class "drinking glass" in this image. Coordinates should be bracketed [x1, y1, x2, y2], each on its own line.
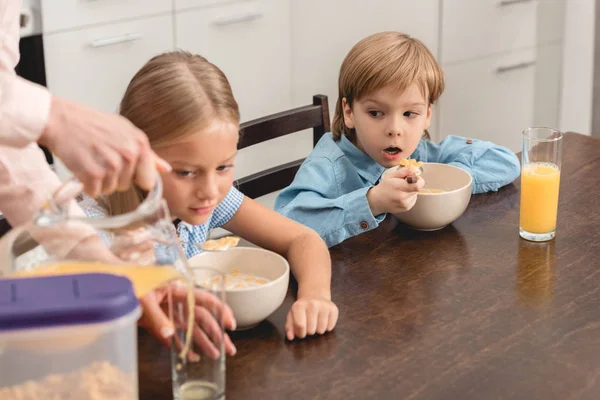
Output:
[171, 267, 226, 400]
[519, 127, 563, 242]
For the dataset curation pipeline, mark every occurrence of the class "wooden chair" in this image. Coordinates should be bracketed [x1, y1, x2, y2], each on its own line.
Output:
[235, 95, 331, 199]
[0, 216, 10, 238]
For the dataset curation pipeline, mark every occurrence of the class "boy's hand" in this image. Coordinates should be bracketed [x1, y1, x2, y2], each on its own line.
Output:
[367, 167, 425, 215]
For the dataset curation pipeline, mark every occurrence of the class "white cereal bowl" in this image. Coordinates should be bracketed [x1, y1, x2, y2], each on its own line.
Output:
[188, 247, 290, 329]
[384, 162, 473, 231]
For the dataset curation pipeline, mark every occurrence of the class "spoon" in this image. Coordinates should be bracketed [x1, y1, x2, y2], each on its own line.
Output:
[396, 164, 423, 184]
[198, 235, 240, 252]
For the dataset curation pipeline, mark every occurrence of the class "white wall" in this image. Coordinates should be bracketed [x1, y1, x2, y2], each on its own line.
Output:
[559, 0, 596, 135]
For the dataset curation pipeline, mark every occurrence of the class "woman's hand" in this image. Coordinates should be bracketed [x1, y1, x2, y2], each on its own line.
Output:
[138, 282, 237, 360]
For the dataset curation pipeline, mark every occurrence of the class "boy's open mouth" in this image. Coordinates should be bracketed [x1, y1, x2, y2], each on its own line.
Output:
[384, 147, 401, 155]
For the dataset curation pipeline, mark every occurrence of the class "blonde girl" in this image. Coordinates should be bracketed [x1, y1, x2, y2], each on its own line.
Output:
[82, 51, 338, 346]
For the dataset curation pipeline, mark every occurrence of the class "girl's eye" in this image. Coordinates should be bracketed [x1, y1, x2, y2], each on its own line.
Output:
[368, 110, 383, 117]
[404, 111, 418, 118]
[175, 170, 194, 178]
[217, 164, 234, 172]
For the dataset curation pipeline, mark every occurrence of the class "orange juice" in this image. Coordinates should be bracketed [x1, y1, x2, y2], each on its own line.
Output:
[520, 162, 561, 233]
[14, 262, 183, 297]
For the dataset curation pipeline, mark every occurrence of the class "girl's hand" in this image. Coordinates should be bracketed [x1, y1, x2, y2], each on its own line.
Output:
[367, 167, 425, 215]
[138, 283, 237, 360]
[285, 295, 339, 341]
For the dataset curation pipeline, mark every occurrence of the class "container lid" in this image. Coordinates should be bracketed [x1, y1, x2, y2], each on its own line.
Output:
[0, 273, 139, 331]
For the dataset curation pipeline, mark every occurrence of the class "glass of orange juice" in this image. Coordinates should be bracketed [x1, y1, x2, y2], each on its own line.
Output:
[519, 127, 563, 241]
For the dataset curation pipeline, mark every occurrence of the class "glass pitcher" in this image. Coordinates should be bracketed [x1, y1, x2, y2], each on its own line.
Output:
[0, 176, 187, 277]
[0, 176, 227, 400]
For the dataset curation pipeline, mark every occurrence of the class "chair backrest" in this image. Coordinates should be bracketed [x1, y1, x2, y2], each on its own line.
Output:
[0, 216, 10, 238]
[235, 95, 330, 199]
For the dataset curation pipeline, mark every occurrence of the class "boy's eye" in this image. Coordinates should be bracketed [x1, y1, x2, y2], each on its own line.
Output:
[368, 110, 383, 117]
[217, 164, 234, 172]
[404, 111, 418, 118]
[175, 170, 194, 178]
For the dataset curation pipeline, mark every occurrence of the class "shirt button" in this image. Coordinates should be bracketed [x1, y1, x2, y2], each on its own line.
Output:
[360, 221, 369, 230]
[466, 139, 473, 144]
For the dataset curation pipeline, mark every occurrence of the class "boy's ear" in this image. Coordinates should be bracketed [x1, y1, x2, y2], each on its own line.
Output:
[424, 104, 433, 130]
[342, 98, 355, 129]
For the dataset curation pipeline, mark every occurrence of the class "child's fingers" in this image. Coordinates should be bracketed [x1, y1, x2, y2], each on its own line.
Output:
[316, 309, 330, 335]
[394, 176, 425, 193]
[327, 305, 339, 332]
[291, 304, 308, 339]
[305, 303, 318, 336]
[285, 310, 295, 341]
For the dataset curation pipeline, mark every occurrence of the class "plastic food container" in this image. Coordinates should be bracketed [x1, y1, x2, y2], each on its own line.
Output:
[0, 273, 141, 400]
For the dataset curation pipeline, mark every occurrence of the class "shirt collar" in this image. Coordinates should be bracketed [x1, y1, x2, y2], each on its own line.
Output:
[176, 221, 201, 259]
[338, 134, 386, 184]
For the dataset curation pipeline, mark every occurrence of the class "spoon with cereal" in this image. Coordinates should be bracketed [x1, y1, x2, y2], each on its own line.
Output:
[398, 158, 424, 183]
[199, 235, 241, 252]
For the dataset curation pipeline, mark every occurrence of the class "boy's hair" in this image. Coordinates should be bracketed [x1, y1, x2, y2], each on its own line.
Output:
[331, 32, 445, 141]
[104, 51, 240, 215]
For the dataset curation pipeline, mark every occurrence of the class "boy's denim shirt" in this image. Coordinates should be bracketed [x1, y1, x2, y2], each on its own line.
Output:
[275, 132, 520, 248]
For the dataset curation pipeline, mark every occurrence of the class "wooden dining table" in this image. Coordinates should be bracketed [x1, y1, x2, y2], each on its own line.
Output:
[139, 132, 600, 399]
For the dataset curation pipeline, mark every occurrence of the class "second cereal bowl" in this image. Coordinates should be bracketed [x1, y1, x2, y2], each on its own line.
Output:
[188, 247, 290, 329]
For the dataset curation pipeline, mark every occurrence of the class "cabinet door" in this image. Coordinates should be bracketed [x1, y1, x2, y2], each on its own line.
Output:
[536, 0, 566, 46]
[41, 0, 171, 33]
[534, 44, 563, 129]
[441, 0, 536, 64]
[176, 0, 292, 122]
[175, 0, 249, 12]
[291, 0, 439, 110]
[176, 0, 293, 181]
[44, 15, 174, 113]
[438, 49, 536, 153]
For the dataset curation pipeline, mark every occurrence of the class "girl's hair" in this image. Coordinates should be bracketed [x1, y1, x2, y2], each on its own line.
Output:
[331, 32, 445, 141]
[103, 51, 240, 215]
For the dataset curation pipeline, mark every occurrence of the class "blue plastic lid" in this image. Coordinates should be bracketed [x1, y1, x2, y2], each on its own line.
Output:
[0, 273, 139, 331]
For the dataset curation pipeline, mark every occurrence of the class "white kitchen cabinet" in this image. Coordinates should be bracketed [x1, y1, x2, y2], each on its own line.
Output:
[291, 0, 439, 112]
[441, 0, 537, 64]
[176, 0, 293, 180]
[175, 0, 249, 12]
[44, 15, 174, 113]
[536, 0, 567, 46]
[533, 43, 563, 129]
[438, 49, 537, 152]
[176, 0, 292, 123]
[41, 0, 171, 34]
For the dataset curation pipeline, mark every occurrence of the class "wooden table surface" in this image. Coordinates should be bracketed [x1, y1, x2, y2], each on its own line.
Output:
[139, 132, 600, 399]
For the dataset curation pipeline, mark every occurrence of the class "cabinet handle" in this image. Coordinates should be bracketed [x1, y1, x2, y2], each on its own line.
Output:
[19, 13, 30, 28]
[212, 12, 263, 26]
[498, 0, 533, 6]
[90, 33, 143, 48]
[496, 61, 536, 74]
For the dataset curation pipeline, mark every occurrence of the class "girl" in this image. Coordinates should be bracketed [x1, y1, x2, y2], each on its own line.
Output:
[275, 32, 520, 248]
[82, 51, 338, 343]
